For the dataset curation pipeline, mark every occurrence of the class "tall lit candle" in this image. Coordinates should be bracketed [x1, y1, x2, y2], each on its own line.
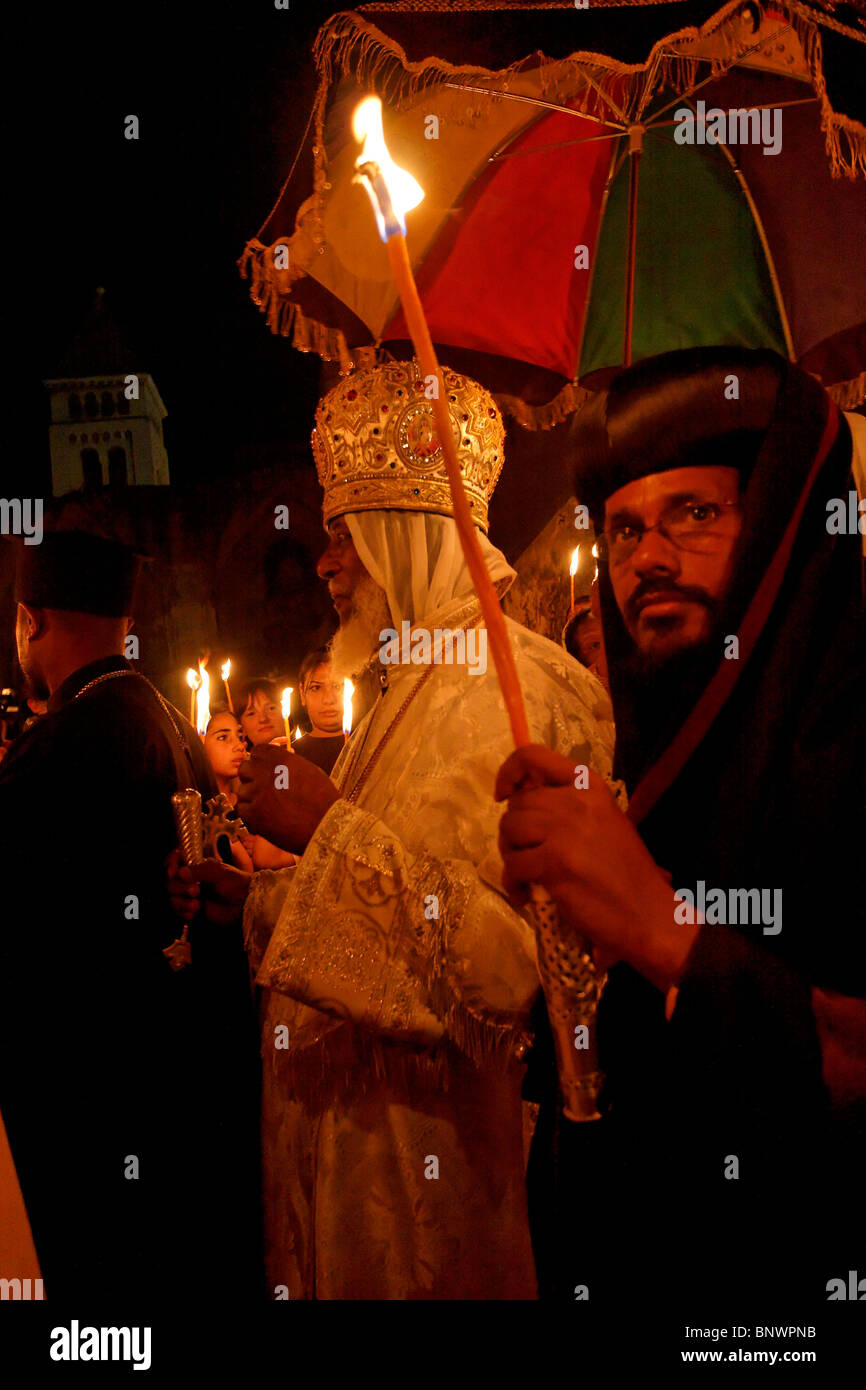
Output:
[353, 97, 604, 1122]
[592, 542, 599, 583]
[186, 668, 200, 726]
[281, 687, 295, 751]
[221, 659, 234, 713]
[353, 97, 528, 747]
[569, 546, 580, 610]
[342, 679, 354, 743]
[195, 658, 211, 738]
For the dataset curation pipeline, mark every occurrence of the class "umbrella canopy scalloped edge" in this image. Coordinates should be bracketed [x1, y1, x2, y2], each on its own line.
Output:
[238, 0, 866, 425]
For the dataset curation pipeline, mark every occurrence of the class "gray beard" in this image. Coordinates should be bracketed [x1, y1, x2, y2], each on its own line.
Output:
[328, 573, 392, 684]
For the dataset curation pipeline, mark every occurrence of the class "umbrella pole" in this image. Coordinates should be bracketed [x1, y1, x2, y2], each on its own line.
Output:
[624, 126, 644, 368]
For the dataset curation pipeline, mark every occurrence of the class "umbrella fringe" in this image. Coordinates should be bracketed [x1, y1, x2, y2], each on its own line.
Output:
[239, 237, 378, 373]
[827, 371, 866, 412]
[780, 3, 866, 180]
[494, 382, 593, 430]
[311, 5, 866, 173]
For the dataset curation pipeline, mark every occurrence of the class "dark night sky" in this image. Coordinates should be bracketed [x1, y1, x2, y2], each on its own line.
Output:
[11, 1, 864, 499]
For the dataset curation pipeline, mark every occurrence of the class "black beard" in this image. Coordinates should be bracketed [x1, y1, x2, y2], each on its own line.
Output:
[627, 634, 717, 685]
[619, 631, 722, 695]
[614, 626, 725, 784]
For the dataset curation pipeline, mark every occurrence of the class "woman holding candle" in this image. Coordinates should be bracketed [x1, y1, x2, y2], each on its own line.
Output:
[236, 678, 284, 748]
[292, 648, 345, 775]
[203, 709, 295, 873]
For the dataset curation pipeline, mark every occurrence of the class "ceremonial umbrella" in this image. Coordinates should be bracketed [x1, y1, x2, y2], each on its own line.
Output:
[240, 0, 866, 427]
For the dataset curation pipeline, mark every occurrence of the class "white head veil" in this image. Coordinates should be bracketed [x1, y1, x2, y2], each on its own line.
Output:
[345, 509, 516, 628]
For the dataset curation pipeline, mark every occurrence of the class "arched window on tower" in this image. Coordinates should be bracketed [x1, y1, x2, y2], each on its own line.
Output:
[101, 391, 115, 418]
[108, 447, 127, 486]
[116, 392, 130, 416]
[84, 392, 99, 419]
[68, 394, 82, 421]
[81, 449, 101, 489]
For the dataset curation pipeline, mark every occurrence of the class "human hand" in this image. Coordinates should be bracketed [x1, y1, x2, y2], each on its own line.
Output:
[242, 833, 298, 871]
[165, 848, 252, 928]
[166, 847, 200, 924]
[496, 745, 696, 993]
[236, 745, 339, 854]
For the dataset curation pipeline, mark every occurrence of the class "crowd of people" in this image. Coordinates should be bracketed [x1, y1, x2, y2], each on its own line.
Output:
[0, 346, 863, 1313]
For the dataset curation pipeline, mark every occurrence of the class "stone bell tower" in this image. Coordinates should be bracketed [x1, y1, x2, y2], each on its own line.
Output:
[44, 288, 170, 497]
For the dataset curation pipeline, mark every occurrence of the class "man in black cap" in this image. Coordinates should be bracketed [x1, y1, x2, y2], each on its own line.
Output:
[0, 531, 260, 1302]
[496, 349, 866, 1313]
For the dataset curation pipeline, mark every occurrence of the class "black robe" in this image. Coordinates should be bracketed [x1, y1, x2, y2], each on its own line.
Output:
[293, 731, 345, 775]
[528, 362, 866, 1311]
[0, 656, 261, 1303]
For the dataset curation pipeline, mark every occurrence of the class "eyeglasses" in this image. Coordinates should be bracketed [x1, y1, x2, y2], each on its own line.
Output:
[597, 499, 741, 566]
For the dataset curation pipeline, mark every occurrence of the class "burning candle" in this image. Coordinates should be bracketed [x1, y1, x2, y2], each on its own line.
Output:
[186, 668, 200, 726]
[352, 95, 604, 1123]
[592, 542, 599, 583]
[353, 98, 527, 745]
[569, 546, 580, 610]
[221, 658, 234, 713]
[281, 687, 296, 752]
[195, 658, 211, 738]
[342, 679, 355, 742]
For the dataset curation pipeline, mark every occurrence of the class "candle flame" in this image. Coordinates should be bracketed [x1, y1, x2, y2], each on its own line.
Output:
[186, 667, 201, 692]
[569, 546, 580, 578]
[294, 725, 303, 742]
[342, 678, 355, 737]
[591, 543, 599, 559]
[195, 658, 210, 737]
[221, 658, 231, 681]
[352, 96, 423, 239]
[281, 687, 293, 721]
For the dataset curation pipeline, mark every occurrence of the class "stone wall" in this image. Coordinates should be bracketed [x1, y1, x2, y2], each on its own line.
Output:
[0, 456, 337, 714]
[504, 496, 597, 645]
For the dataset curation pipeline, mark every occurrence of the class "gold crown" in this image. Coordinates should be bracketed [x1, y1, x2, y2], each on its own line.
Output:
[312, 360, 505, 533]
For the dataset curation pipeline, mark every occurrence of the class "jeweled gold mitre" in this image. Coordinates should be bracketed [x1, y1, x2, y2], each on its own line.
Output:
[312, 360, 505, 533]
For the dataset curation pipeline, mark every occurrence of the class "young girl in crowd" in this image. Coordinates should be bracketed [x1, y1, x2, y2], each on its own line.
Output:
[203, 709, 294, 871]
[293, 649, 345, 776]
[236, 679, 283, 748]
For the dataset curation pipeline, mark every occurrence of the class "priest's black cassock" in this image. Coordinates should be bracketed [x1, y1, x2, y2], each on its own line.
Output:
[526, 350, 866, 1312]
[0, 537, 261, 1303]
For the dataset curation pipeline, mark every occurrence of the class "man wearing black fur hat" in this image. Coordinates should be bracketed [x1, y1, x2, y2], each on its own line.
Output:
[0, 531, 260, 1302]
[497, 349, 866, 1312]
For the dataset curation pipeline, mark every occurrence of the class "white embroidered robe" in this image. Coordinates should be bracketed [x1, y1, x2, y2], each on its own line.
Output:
[245, 593, 615, 1300]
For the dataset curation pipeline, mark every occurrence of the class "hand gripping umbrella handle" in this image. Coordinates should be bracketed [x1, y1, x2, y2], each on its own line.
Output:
[527, 883, 605, 1122]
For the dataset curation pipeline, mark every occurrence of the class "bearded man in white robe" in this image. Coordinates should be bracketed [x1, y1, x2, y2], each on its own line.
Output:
[204, 362, 615, 1299]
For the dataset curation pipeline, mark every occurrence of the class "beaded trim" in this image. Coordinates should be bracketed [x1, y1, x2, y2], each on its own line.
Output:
[71, 668, 193, 762]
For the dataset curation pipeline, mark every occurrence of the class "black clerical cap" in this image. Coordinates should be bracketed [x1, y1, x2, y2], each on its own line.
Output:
[571, 347, 786, 528]
[14, 532, 144, 616]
